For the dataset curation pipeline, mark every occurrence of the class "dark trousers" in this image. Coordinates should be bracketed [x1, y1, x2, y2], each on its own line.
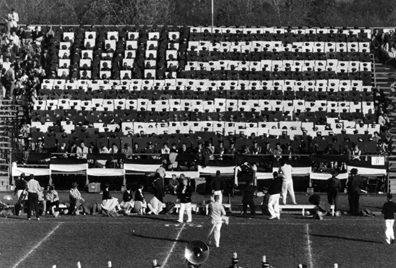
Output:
[243, 200, 255, 215]
[348, 192, 360, 215]
[27, 193, 39, 219]
[46, 200, 59, 213]
[327, 189, 339, 211]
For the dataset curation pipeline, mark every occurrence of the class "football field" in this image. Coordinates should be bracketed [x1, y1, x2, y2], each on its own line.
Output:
[0, 214, 393, 268]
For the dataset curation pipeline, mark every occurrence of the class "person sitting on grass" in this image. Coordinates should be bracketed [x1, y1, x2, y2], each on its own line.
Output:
[120, 186, 134, 214]
[147, 196, 165, 215]
[308, 194, 331, 220]
[134, 184, 147, 215]
[45, 185, 59, 215]
[101, 183, 121, 217]
[68, 182, 88, 215]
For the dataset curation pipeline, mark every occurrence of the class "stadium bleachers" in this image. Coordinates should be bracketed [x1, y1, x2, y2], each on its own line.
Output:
[25, 25, 383, 156]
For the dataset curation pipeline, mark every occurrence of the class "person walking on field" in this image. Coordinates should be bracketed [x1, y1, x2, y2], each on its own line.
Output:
[207, 195, 227, 247]
[279, 158, 297, 205]
[382, 193, 396, 244]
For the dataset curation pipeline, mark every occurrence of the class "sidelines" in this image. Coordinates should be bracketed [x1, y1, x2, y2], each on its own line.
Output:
[161, 223, 186, 268]
[0, 219, 384, 226]
[11, 222, 63, 268]
[305, 224, 314, 268]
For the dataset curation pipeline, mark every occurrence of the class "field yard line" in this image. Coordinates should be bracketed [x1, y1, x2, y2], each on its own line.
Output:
[11, 222, 63, 268]
[305, 224, 314, 268]
[161, 223, 186, 268]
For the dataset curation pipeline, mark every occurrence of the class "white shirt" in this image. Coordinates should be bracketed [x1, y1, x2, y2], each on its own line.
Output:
[27, 179, 41, 193]
[279, 164, 293, 183]
[209, 201, 226, 224]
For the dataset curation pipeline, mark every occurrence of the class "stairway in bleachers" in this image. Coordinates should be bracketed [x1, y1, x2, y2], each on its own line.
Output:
[375, 61, 396, 192]
[0, 99, 24, 189]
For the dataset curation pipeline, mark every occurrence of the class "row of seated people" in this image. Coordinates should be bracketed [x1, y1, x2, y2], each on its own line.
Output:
[40, 78, 373, 91]
[52, 68, 373, 82]
[29, 108, 379, 124]
[22, 131, 384, 163]
[55, 51, 374, 80]
[34, 90, 375, 104]
[29, 120, 381, 139]
[188, 26, 372, 42]
[32, 99, 376, 115]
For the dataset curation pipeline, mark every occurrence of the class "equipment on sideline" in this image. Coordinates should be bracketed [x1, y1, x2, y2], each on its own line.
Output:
[185, 240, 209, 267]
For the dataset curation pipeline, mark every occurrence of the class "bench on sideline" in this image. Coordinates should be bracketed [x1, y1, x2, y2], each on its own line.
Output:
[279, 204, 335, 216]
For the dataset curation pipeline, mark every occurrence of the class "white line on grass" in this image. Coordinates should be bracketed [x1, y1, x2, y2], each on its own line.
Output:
[161, 223, 186, 268]
[12, 222, 63, 268]
[305, 224, 314, 268]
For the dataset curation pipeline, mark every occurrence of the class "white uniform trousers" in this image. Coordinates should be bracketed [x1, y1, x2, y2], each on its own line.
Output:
[178, 202, 192, 222]
[268, 193, 280, 219]
[385, 219, 395, 244]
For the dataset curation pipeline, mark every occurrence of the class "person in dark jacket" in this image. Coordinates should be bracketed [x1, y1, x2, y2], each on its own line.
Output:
[347, 168, 364, 215]
[327, 170, 342, 212]
[309, 194, 331, 220]
[134, 184, 146, 215]
[242, 180, 257, 216]
[382, 193, 396, 244]
[211, 170, 225, 204]
[101, 183, 120, 214]
[177, 177, 192, 223]
[268, 172, 283, 219]
[153, 173, 165, 203]
[120, 186, 134, 213]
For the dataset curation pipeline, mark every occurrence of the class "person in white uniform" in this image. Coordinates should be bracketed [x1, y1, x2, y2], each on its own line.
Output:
[278, 159, 297, 205]
[207, 195, 228, 247]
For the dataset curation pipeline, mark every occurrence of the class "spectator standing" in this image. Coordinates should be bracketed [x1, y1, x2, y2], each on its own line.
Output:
[327, 170, 342, 212]
[268, 172, 283, 220]
[153, 173, 165, 203]
[382, 193, 396, 244]
[242, 180, 256, 216]
[14, 173, 27, 215]
[279, 159, 297, 205]
[207, 195, 227, 248]
[347, 168, 364, 215]
[26, 174, 41, 220]
[9, 8, 19, 31]
[177, 177, 192, 223]
[211, 170, 225, 204]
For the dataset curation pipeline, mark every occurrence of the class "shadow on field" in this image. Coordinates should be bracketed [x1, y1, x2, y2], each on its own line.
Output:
[134, 215, 179, 223]
[311, 234, 383, 244]
[130, 231, 190, 244]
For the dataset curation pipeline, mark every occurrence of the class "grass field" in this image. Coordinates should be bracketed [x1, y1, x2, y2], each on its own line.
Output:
[0, 192, 393, 268]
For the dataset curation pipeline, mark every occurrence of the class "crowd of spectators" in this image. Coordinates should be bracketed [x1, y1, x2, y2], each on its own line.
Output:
[0, 15, 387, 170]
